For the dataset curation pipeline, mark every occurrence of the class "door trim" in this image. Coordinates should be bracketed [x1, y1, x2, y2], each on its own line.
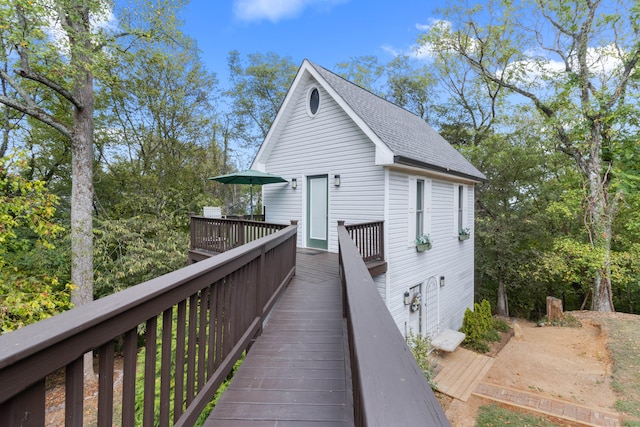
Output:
[306, 175, 328, 250]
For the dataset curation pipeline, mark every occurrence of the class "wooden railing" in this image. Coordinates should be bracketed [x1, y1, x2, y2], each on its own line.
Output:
[190, 216, 287, 260]
[0, 224, 297, 427]
[344, 221, 384, 262]
[337, 223, 450, 427]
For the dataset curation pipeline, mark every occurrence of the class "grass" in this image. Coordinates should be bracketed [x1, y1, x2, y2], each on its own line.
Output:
[598, 317, 640, 425]
[539, 313, 583, 328]
[476, 405, 565, 427]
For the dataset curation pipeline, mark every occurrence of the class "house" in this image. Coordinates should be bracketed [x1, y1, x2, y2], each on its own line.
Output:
[252, 60, 486, 340]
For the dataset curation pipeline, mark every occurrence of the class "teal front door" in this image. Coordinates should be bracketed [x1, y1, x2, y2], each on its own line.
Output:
[307, 175, 328, 250]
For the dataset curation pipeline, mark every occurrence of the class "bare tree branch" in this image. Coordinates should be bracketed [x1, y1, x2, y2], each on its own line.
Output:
[0, 68, 39, 111]
[16, 67, 83, 109]
[0, 94, 72, 140]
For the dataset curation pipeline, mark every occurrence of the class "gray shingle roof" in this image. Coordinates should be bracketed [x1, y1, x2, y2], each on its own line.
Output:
[308, 61, 486, 181]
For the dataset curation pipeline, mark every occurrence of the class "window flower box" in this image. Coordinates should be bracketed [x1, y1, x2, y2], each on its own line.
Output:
[416, 242, 432, 252]
[415, 234, 432, 252]
[458, 228, 470, 241]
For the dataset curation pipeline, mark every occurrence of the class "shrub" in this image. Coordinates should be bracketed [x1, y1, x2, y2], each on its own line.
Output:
[406, 332, 438, 390]
[93, 215, 188, 298]
[461, 299, 510, 353]
[493, 318, 511, 333]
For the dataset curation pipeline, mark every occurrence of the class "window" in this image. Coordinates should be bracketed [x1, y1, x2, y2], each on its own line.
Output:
[416, 179, 424, 238]
[307, 87, 320, 116]
[409, 177, 431, 245]
[454, 184, 468, 236]
[457, 185, 464, 232]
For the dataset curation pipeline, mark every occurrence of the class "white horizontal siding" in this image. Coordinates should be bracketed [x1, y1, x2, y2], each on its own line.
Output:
[263, 74, 384, 252]
[384, 172, 474, 338]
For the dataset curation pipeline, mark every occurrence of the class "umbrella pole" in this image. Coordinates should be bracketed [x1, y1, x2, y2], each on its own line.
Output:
[250, 183, 253, 220]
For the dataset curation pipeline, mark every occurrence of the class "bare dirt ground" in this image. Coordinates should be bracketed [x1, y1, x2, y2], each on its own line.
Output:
[443, 311, 620, 426]
[45, 358, 124, 427]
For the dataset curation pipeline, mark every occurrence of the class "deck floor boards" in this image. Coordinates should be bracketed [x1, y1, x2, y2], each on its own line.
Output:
[204, 251, 354, 426]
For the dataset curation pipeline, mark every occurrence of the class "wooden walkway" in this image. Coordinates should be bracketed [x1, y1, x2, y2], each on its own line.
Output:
[204, 250, 354, 426]
[433, 347, 494, 402]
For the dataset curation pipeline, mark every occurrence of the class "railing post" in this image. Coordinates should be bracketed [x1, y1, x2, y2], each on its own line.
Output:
[239, 221, 245, 246]
[337, 221, 347, 320]
[379, 221, 385, 261]
[189, 213, 196, 251]
[0, 380, 45, 427]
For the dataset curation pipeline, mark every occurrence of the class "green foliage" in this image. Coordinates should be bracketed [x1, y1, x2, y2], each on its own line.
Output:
[134, 313, 244, 425]
[225, 51, 298, 153]
[406, 332, 438, 390]
[93, 215, 188, 298]
[423, 0, 640, 312]
[462, 117, 569, 319]
[0, 153, 72, 333]
[493, 318, 511, 333]
[0, 153, 64, 262]
[461, 300, 508, 353]
[0, 273, 74, 334]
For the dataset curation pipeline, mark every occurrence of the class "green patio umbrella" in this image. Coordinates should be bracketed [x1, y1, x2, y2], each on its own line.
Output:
[208, 169, 287, 220]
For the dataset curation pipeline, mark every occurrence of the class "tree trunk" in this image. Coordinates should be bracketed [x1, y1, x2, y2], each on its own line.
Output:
[67, 4, 96, 379]
[70, 98, 94, 310]
[583, 127, 614, 312]
[497, 273, 509, 317]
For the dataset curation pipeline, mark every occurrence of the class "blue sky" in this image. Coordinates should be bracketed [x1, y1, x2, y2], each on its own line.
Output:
[180, 0, 446, 82]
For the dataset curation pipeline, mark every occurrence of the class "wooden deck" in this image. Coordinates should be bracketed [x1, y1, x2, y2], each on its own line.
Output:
[204, 249, 354, 426]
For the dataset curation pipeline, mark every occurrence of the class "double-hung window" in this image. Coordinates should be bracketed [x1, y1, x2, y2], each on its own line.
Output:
[454, 184, 467, 234]
[409, 177, 431, 245]
[416, 179, 425, 238]
[458, 185, 464, 232]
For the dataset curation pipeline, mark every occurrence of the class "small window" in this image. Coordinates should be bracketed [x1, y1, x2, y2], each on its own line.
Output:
[457, 185, 464, 231]
[416, 179, 424, 238]
[307, 87, 320, 116]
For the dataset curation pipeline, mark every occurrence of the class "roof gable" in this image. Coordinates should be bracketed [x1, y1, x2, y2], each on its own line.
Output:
[253, 60, 485, 182]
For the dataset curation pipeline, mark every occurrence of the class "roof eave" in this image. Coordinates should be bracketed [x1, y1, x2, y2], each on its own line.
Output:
[394, 156, 487, 183]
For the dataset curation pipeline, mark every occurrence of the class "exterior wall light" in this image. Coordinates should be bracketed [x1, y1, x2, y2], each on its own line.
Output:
[404, 291, 411, 306]
[291, 178, 297, 189]
[334, 174, 340, 187]
[440, 276, 445, 287]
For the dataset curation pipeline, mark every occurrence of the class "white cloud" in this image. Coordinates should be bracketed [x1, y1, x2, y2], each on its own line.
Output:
[411, 19, 623, 87]
[233, 0, 347, 23]
[503, 44, 623, 88]
[416, 19, 450, 33]
[43, 2, 119, 55]
[378, 20, 454, 61]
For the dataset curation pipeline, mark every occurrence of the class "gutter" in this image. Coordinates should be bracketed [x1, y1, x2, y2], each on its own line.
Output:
[393, 155, 487, 183]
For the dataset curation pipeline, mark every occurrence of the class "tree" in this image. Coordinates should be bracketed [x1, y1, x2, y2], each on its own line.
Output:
[335, 55, 386, 96]
[0, 0, 186, 312]
[422, 0, 640, 311]
[0, 0, 187, 378]
[225, 51, 298, 162]
[0, 152, 71, 333]
[96, 39, 222, 219]
[385, 55, 439, 121]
